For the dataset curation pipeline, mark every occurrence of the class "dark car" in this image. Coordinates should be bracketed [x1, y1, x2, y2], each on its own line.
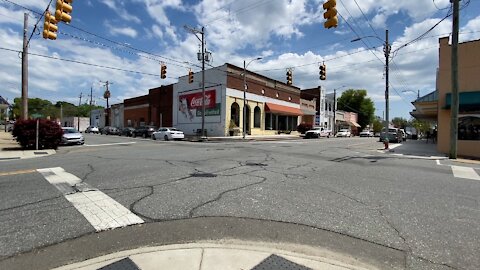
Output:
[132, 126, 156, 138]
[102, 126, 120, 135]
[120, 127, 135, 137]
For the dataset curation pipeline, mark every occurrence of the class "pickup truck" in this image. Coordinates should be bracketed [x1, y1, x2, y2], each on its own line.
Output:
[304, 127, 332, 139]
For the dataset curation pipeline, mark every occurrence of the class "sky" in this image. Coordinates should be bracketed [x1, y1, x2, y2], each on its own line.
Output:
[1, 0, 479, 120]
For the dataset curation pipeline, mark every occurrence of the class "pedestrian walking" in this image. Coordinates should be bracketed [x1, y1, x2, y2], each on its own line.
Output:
[426, 130, 431, 143]
[432, 129, 437, 144]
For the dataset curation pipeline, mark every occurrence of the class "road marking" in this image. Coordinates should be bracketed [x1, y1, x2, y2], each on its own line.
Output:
[37, 167, 144, 231]
[0, 169, 36, 177]
[451, 165, 480, 181]
[85, 142, 137, 147]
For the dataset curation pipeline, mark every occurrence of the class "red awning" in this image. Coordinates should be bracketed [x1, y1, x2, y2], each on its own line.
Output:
[265, 103, 303, 116]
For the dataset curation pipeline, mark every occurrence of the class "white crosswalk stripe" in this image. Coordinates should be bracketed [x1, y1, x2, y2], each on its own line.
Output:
[451, 165, 480, 181]
[37, 167, 144, 231]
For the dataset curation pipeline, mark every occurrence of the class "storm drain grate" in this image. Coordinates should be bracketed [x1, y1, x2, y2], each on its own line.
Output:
[245, 162, 267, 167]
[190, 172, 217, 178]
[251, 254, 312, 270]
[97, 257, 140, 270]
[34, 151, 48, 155]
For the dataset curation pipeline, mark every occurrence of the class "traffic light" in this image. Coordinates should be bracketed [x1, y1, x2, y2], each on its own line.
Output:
[55, 0, 73, 24]
[286, 69, 293, 85]
[319, 64, 326, 80]
[188, 70, 194, 83]
[323, 0, 338, 29]
[43, 11, 58, 40]
[161, 64, 167, 79]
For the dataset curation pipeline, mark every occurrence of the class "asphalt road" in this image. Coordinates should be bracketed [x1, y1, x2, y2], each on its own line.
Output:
[0, 134, 479, 269]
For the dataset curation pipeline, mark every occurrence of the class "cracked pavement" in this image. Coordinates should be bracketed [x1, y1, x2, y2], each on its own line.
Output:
[0, 134, 479, 269]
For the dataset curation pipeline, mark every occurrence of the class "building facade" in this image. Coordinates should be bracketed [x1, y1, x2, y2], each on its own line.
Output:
[173, 63, 303, 136]
[436, 37, 480, 158]
[123, 85, 173, 128]
[110, 103, 124, 129]
[300, 87, 336, 131]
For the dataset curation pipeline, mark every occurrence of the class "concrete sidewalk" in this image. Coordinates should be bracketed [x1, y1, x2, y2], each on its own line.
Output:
[378, 139, 447, 159]
[53, 242, 375, 270]
[0, 130, 55, 160]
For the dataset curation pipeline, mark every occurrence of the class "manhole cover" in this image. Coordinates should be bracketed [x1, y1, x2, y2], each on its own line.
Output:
[190, 172, 217, 177]
[245, 162, 267, 166]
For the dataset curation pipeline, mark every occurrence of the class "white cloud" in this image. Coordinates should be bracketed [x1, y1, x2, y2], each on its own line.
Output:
[100, 0, 141, 24]
[105, 21, 138, 38]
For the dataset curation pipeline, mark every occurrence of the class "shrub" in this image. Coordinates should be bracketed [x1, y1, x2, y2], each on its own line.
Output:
[297, 123, 313, 134]
[12, 119, 63, 149]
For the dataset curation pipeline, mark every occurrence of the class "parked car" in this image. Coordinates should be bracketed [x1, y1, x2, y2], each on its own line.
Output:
[120, 127, 135, 137]
[399, 129, 407, 141]
[336, 129, 352, 137]
[359, 130, 373, 137]
[132, 125, 156, 138]
[379, 128, 402, 143]
[152, 127, 185, 141]
[304, 127, 331, 139]
[85, 126, 99, 134]
[61, 127, 85, 145]
[102, 126, 120, 135]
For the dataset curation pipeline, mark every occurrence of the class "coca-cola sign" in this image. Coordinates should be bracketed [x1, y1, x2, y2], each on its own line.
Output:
[179, 89, 216, 109]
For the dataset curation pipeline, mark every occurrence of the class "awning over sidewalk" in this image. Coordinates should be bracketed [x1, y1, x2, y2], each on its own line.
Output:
[348, 121, 361, 127]
[265, 103, 303, 116]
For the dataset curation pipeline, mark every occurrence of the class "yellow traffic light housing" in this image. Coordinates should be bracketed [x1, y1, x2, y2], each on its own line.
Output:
[43, 11, 58, 40]
[323, 0, 338, 29]
[55, 0, 73, 24]
[188, 70, 194, 83]
[161, 64, 167, 79]
[319, 64, 326, 80]
[286, 69, 293, 85]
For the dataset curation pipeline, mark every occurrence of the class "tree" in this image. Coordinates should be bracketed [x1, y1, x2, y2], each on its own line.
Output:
[409, 118, 430, 134]
[391, 117, 408, 129]
[337, 89, 375, 129]
[372, 117, 383, 133]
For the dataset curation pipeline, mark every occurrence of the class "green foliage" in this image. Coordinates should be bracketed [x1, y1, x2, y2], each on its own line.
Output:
[372, 118, 384, 133]
[12, 119, 63, 149]
[409, 119, 430, 134]
[337, 89, 375, 129]
[11, 98, 103, 119]
[391, 117, 408, 129]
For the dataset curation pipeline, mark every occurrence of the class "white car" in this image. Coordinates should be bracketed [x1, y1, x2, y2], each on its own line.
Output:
[359, 130, 373, 137]
[152, 127, 185, 141]
[61, 127, 85, 145]
[85, 126, 99, 134]
[336, 129, 352, 137]
[304, 127, 331, 139]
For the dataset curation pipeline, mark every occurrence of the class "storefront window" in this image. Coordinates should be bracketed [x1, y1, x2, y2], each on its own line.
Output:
[266, 113, 272, 130]
[231, 102, 240, 127]
[458, 115, 480, 140]
[254, 106, 261, 128]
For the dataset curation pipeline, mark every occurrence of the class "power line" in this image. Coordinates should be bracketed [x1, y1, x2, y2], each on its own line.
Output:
[352, 0, 380, 38]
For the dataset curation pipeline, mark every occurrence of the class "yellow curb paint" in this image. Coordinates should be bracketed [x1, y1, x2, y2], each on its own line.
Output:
[0, 169, 36, 177]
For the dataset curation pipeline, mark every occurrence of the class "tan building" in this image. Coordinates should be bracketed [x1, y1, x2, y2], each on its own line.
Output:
[412, 37, 480, 158]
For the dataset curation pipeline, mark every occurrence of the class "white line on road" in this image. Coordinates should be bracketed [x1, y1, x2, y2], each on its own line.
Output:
[84, 142, 137, 147]
[451, 165, 480, 181]
[37, 167, 144, 231]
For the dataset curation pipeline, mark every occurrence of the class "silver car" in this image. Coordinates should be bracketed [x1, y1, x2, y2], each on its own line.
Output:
[61, 127, 85, 145]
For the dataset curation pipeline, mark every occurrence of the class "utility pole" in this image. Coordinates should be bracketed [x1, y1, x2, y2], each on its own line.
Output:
[102, 81, 111, 126]
[449, 0, 460, 159]
[333, 88, 336, 134]
[384, 29, 391, 143]
[21, 13, 28, 120]
[201, 26, 206, 139]
[89, 86, 93, 126]
[184, 25, 209, 140]
[78, 92, 83, 131]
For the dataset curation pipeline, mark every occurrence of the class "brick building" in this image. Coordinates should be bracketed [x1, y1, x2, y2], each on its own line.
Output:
[173, 63, 303, 136]
[124, 85, 173, 128]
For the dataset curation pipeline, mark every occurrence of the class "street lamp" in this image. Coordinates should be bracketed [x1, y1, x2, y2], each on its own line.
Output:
[243, 57, 262, 139]
[351, 30, 391, 147]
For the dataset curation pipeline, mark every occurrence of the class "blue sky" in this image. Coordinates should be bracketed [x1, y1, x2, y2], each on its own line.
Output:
[1, 0, 480, 120]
